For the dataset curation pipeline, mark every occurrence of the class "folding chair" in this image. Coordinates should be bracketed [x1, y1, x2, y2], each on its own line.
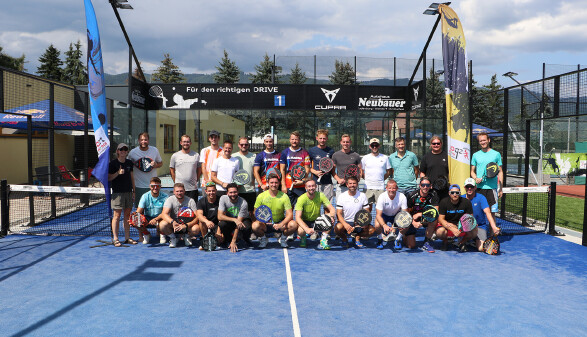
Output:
[58, 165, 81, 186]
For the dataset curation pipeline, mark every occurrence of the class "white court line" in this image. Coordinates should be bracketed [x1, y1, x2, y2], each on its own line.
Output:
[283, 248, 301, 337]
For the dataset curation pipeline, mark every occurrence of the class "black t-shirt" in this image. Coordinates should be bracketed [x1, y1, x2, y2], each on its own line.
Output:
[108, 159, 134, 193]
[197, 197, 220, 224]
[406, 189, 439, 214]
[420, 151, 448, 185]
[438, 197, 473, 225]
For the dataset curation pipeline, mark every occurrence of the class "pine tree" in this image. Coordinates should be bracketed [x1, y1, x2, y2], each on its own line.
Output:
[213, 50, 240, 84]
[151, 53, 185, 83]
[329, 60, 356, 85]
[62, 41, 87, 85]
[289, 62, 307, 84]
[480, 74, 504, 130]
[426, 68, 444, 108]
[250, 53, 280, 84]
[0, 46, 26, 71]
[37, 44, 63, 81]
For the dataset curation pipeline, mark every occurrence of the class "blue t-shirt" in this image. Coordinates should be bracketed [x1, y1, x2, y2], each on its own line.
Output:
[471, 149, 502, 190]
[308, 146, 334, 185]
[388, 150, 419, 190]
[463, 193, 490, 228]
[138, 192, 169, 218]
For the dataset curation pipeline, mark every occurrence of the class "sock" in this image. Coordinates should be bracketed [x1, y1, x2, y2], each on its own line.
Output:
[377, 234, 383, 240]
[321, 232, 328, 240]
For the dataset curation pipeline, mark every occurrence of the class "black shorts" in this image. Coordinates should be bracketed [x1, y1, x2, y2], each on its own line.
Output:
[477, 188, 497, 208]
[218, 219, 252, 243]
[185, 190, 198, 201]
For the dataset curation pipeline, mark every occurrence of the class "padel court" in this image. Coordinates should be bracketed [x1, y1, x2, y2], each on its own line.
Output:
[1, 227, 586, 336]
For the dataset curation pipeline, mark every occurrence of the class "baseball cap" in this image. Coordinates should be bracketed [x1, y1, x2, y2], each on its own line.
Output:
[464, 178, 476, 187]
[369, 138, 380, 145]
[116, 143, 129, 150]
[263, 134, 273, 140]
[209, 130, 220, 137]
[449, 184, 461, 191]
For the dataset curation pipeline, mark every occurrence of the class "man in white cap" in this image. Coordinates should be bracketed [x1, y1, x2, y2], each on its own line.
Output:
[361, 137, 392, 210]
[462, 177, 501, 251]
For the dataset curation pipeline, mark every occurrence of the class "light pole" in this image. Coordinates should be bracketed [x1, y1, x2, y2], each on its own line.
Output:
[503, 71, 545, 185]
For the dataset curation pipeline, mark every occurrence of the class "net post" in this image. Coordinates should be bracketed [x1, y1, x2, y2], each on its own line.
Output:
[1, 180, 8, 236]
[548, 182, 557, 235]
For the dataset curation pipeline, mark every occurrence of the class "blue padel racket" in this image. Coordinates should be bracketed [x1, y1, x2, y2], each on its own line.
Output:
[255, 205, 273, 225]
[458, 213, 477, 232]
[233, 169, 251, 186]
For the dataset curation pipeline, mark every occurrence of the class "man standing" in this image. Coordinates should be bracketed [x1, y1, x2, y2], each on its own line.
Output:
[471, 132, 503, 216]
[170, 134, 201, 201]
[462, 178, 501, 251]
[159, 183, 199, 248]
[218, 183, 253, 252]
[253, 134, 281, 191]
[295, 180, 336, 249]
[128, 132, 163, 207]
[388, 136, 419, 196]
[197, 182, 221, 250]
[332, 134, 362, 198]
[136, 177, 168, 244]
[374, 179, 408, 249]
[419, 136, 449, 199]
[333, 176, 371, 249]
[232, 137, 256, 217]
[211, 140, 239, 197]
[279, 131, 311, 207]
[252, 174, 297, 248]
[308, 129, 335, 203]
[200, 130, 222, 188]
[436, 184, 477, 252]
[361, 138, 392, 210]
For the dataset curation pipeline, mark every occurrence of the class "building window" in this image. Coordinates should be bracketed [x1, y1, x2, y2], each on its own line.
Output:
[223, 133, 234, 143]
[164, 124, 175, 152]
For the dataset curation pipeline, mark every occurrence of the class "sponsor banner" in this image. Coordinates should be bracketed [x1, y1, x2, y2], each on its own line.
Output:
[131, 76, 148, 109]
[542, 153, 587, 176]
[357, 86, 408, 111]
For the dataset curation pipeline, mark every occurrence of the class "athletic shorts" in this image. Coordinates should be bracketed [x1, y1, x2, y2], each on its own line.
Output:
[239, 192, 256, 213]
[112, 192, 133, 210]
[477, 225, 489, 241]
[380, 213, 395, 226]
[436, 223, 466, 238]
[365, 189, 384, 204]
[478, 188, 498, 212]
[144, 215, 158, 228]
[218, 219, 252, 242]
[185, 190, 198, 201]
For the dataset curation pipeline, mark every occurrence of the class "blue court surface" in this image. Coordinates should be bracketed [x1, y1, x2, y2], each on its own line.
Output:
[1, 233, 586, 337]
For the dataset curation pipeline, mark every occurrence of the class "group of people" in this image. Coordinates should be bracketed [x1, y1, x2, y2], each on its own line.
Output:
[108, 128, 503, 253]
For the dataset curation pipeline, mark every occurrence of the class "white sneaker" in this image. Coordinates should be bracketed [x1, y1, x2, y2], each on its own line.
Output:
[184, 234, 192, 246]
[258, 236, 268, 248]
[287, 233, 295, 242]
[159, 234, 167, 244]
[169, 234, 178, 248]
[142, 233, 151, 244]
[250, 233, 257, 240]
[278, 235, 288, 248]
[310, 232, 319, 240]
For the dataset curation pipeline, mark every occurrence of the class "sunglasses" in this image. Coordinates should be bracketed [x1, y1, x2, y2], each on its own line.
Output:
[239, 143, 249, 146]
[450, 191, 461, 195]
[465, 185, 475, 189]
[431, 143, 441, 145]
[370, 144, 379, 147]
[420, 183, 431, 187]
[150, 184, 161, 188]
[205, 181, 216, 187]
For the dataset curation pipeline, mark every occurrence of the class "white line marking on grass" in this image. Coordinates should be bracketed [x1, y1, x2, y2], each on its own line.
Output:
[283, 248, 301, 337]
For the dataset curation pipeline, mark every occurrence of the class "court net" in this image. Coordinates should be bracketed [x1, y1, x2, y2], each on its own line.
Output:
[497, 186, 553, 235]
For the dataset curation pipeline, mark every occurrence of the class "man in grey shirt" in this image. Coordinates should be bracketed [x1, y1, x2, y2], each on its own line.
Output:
[159, 183, 200, 248]
[218, 183, 252, 252]
[170, 134, 201, 200]
[332, 134, 363, 197]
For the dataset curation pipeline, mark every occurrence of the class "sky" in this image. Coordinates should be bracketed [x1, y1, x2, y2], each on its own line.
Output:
[1, 0, 586, 87]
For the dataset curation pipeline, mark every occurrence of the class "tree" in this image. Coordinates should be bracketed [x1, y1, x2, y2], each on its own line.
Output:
[213, 50, 240, 84]
[61, 40, 87, 85]
[426, 68, 444, 108]
[250, 53, 280, 84]
[37, 44, 63, 81]
[133, 63, 146, 81]
[480, 74, 504, 130]
[329, 60, 356, 85]
[0, 46, 26, 71]
[151, 53, 185, 83]
[289, 62, 307, 84]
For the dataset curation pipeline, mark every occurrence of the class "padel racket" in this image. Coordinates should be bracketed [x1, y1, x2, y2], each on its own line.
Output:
[129, 211, 149, 236]
[255, 205, 274, 225]
[353, 209, 371, 233]
[233, 169, 251, 186]
[393, 211, 413, 229]
[289, 164, 306, 191]
[458, 213, 477, 232]
[317, 157, 334, 183]
[135, 157, 155, 172]
[314, 214, 334, 232]
[148, 85, 164, 99]
[344, 164, 360, 181]
[175, 206, 195, 233]
[266, 167, 282, 181]
[481, 162, 499, 182]
[482, 235, 500, 255]
[433, 176, 448, 191]
[202, 231, 217, 251]
[421, 205, 439, 223]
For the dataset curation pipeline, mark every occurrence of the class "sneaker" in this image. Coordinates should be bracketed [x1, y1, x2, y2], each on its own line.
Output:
[142, 233, 151, 244]
[278, 235, 289, 248]
[159, 234, 167, 244]
[422, 241, 435, 253]
[287, 233, 295, 242]
[376, 239, 385, 249]
[258, 236, 268, 248]
[184, 234, 193, 247]
[458, 243, 469, 253]
[169, 234, 178, 248]
[310, 232, 319, 240]
[300, 235, 307, 248]
[250, 233, 257, 240]
[394, 233, 403, 250]
[355, 239, 364, 249]
[320, 238, 331, 250]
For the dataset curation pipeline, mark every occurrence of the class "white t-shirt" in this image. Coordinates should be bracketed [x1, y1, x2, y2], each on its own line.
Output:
[169, 150, 200, 191]
[375, 191, 407, 216]
[232, 152, 256, 193]
[336, 191, 369, 223]
[128, 146, 162, 188]
[211, 156, 239, 191]
[361, 153, 391, 190]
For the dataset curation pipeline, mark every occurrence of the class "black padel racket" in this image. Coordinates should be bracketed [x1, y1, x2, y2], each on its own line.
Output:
[289, 164, 306, 191]
[344, 164, 360, 181]
[317, 157, 334, 183]
[233, 169, 251, 186]
[135, 157, 155, 172]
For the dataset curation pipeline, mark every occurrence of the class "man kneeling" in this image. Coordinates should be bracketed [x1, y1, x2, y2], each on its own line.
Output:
[295, 180, 336, 249]
[159, 183, 200, 248]
[333, 176, 372, 248]
[217, 183, 252, 252]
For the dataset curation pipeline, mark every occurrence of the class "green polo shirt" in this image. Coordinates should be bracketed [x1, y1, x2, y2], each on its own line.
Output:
[389, 150, 419, 190]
